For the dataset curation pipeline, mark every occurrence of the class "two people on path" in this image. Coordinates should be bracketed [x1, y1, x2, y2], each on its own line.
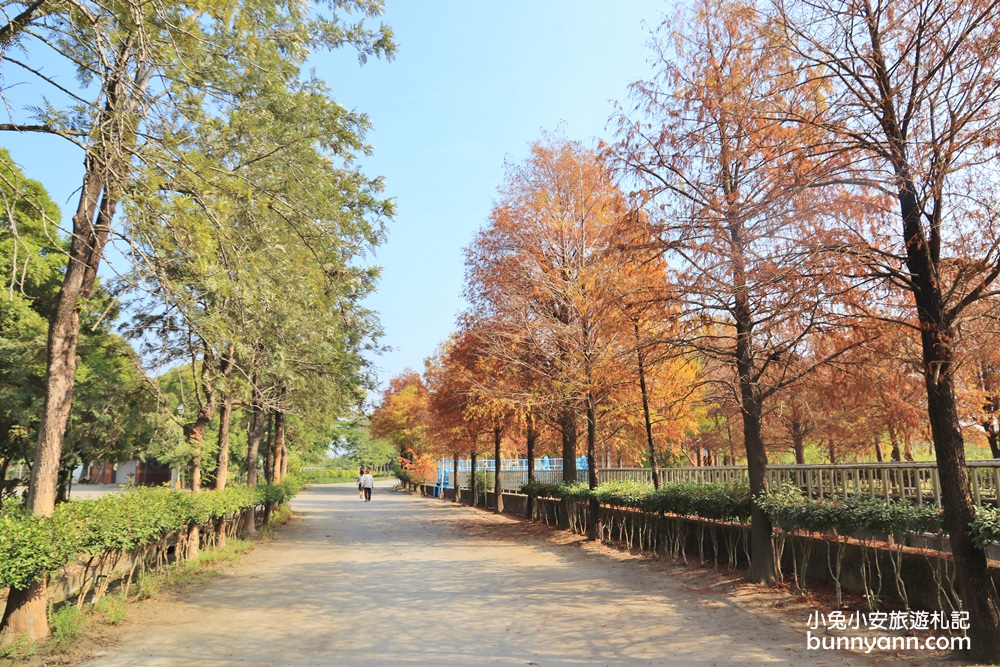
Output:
[360, 469, 374, 502]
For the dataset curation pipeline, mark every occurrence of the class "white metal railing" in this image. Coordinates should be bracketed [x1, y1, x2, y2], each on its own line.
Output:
[453, 468, 588, 491]
[439, 459, 1000, 507]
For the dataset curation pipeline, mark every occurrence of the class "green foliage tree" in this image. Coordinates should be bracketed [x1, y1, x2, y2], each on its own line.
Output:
[0, 0, 394, 642]
[330, 417, 395, 470]
[1, 150, 159, 505]
[0, 148, 61, 503]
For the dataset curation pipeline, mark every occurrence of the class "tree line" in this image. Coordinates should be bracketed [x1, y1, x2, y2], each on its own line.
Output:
[0, 0, 394, 644]
[372, 0, 1000, 661]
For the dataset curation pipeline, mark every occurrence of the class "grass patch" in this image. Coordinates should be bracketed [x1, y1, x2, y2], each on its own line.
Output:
[0, 634, 36, 663]
[93, 594, 128, 625]
[298, 468, 394, 485]
[298, 469, 358, 484]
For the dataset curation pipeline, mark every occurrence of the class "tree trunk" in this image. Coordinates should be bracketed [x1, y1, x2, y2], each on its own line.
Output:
[734, 282, 774, 584]
[0, 44, 153, 638]
[888, 422, 902, 462]
[0, 580, 48, 645]
[989, 429, 1000, 461]
[263, 411, 274, 484]
[635, 323, 660, 489]
[924, 357, 1000, 660]
[557, 408, 576, 531]
[187, 523, 200, 561]
[452, 454, 459, 502]
[213, 394, 233, 549]
[585, 396, 599, 541]
[247, 385, 263, 487]
[214, 345, 236, 491]
[0, 457, 9, 509]
[273, 410, 287, 484]
[183, 344, 220, 492]
[190, 451, 202, 492]
[469, 450, 478, 507]
[55, 467, 69, 504]
[215, 397, 233, 490]
[242, 386, 265, 539]
[215, 517, 227, 550]
[742, 394, 774, 584]
[559, 407, 577, 484]
[493, 425, 503, 514]
[526, 412, 536, 518]
[791, 420, 806, 465]
[896, 175, 1000, 660]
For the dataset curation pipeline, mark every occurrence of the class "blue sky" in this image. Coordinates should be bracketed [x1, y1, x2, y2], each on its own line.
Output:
[2, 1, 667, 392]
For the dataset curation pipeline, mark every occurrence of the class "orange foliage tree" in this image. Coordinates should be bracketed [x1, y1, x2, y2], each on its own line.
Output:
[464, 133, 636, 496]
[773, 0, 1000, 652]
[370, 370, 433, 483]
[616, 0, 860, 582]
[423, 334, 505, 506]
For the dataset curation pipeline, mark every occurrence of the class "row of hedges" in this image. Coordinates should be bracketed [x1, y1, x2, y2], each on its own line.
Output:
[0, 479, 301, 591]
[521, 479, 753, 523]
[522, 480, 1000, 546]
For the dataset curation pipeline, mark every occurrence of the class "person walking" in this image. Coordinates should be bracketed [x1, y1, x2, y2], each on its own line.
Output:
[356, 467, 365, 500]
[360, 469, 375, 502]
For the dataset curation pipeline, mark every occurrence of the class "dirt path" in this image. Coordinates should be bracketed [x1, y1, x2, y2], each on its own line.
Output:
[78, 483, 931, 666]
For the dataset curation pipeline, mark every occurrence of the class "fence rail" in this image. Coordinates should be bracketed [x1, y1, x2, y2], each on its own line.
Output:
[440, 459, 1000, 508]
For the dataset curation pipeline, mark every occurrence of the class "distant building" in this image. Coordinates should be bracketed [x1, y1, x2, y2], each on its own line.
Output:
[86, 459, 174, 486]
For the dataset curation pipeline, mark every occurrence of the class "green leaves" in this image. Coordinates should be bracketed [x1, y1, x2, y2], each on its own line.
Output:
[0, 509, 78, 590]
[755, 486, 945, 538]
[970, 506, 1000, 549]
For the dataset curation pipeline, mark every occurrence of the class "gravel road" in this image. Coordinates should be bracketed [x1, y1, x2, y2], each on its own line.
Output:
[79, 482, 912, 667]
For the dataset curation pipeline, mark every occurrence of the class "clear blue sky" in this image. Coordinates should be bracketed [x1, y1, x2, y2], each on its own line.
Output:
[2, 1, 667, 392]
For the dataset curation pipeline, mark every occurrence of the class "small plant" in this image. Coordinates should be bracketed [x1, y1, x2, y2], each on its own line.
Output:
[94, 594, 128, 625]
[132, 571, 162, 601]
[473, 470, 493, 504]
[49, 604, 88, 651]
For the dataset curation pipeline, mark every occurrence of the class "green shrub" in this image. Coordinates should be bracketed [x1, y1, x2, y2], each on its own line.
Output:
[0, 508, 79, 589]
[519, 481, 562, 498]
[970, 505, 1000, 548]
[756, 485, 945, 537]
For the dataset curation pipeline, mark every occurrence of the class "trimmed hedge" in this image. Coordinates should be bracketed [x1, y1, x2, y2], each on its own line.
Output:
[0, 509, 79, 590]
[520, 479, 752, 523]
[0, 479, 301, 590]
[755, 485, 945, 538]
[521, 479, 1000, 546]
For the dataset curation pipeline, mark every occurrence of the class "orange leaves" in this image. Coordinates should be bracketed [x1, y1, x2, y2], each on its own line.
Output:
[369, 370, 432, 458]
[396, 452, 437, 485]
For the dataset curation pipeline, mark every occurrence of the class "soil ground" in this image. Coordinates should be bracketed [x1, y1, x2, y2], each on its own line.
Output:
[63, 482, 971, 666]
